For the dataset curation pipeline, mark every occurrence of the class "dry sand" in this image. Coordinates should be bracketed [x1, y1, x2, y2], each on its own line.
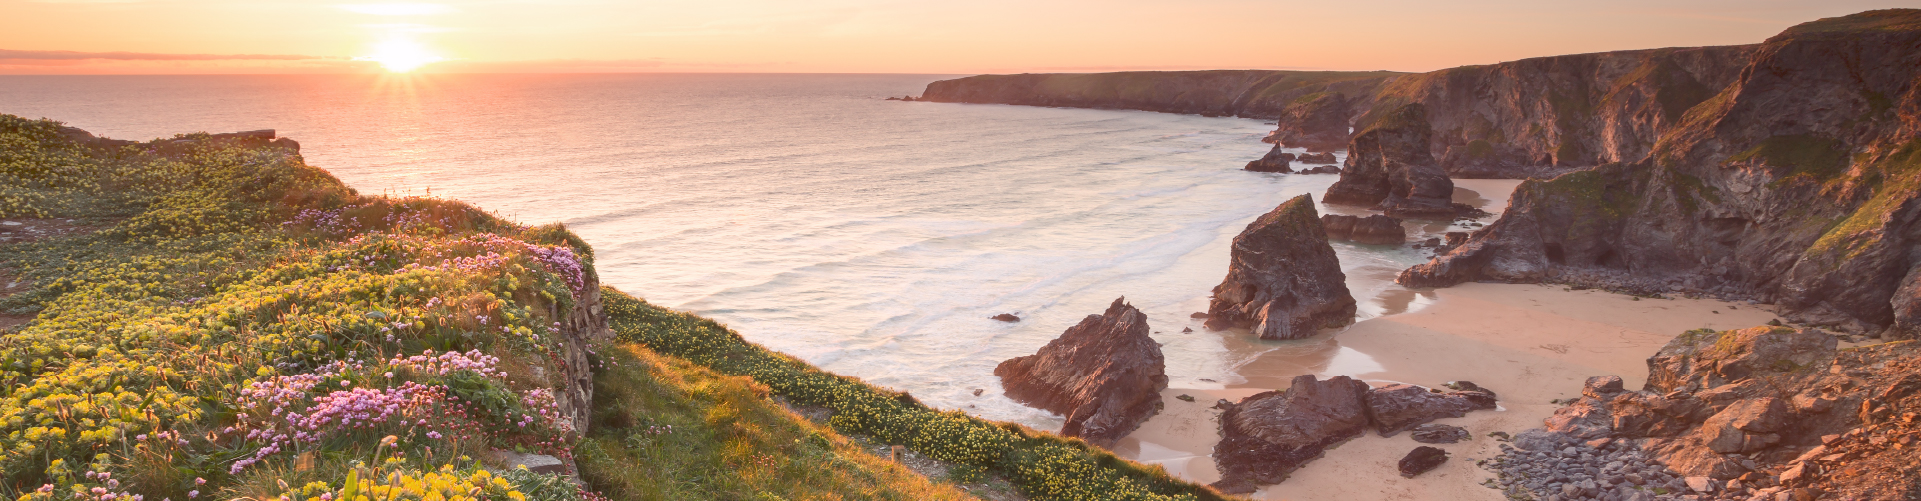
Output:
[1113, 282, 1786, 500]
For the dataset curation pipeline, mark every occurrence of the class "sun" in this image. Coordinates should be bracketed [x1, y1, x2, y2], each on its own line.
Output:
[357, 38, 445, 73]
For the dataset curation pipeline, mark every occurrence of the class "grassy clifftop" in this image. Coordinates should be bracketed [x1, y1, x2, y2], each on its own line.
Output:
[0, 114, 1230, 501]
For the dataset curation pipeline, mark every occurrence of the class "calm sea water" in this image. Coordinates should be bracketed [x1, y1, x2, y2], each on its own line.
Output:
[0, 73, 1464, 431]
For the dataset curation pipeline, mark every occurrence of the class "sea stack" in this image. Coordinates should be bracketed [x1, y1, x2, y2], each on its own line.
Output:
[1322, 103, 1456, 218]
[1244, 145, 1296, 173]
[994, 297, 1168, 446]
[1205, 195, 1356, 340]
[1268, 92, 1353, 153]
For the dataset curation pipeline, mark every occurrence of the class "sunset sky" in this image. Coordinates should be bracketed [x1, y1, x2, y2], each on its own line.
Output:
[0, 0, 1913, 74]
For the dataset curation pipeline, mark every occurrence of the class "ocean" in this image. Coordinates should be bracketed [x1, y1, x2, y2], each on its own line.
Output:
[0, 73, 1474, 433]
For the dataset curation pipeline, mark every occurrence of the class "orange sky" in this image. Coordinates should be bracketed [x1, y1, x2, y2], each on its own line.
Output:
[0, 0, 1913, 74]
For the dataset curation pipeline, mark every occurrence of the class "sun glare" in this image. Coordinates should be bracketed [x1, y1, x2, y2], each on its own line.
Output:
[357, 38, 445, 72]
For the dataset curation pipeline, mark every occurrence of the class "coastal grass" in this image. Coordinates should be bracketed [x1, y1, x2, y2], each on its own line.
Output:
[0, 114, 597, 501]
[575, 343, 975, 501]
[604, 289, 1229, 501]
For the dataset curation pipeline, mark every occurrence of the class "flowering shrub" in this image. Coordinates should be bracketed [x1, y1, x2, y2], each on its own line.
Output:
[0, 115, 598, 497]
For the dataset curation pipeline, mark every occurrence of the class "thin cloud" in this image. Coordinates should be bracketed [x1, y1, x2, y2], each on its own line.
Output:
[0, 49, 322, 61]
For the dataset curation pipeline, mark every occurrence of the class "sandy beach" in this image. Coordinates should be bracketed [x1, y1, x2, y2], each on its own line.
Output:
[1112, 282, 1787, 499]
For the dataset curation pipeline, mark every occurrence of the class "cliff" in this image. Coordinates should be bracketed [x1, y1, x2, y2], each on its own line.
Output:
[918, 69, 1402, 119]
[1400, 9, 1921, 338]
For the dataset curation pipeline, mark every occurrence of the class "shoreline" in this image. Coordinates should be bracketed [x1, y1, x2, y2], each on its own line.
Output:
[1116, 282, 1787, 499]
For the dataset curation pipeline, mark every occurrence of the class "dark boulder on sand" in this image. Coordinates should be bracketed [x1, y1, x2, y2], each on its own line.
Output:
[1211, 375, 1372, 493]
[995, 297, 1167, 446]
[1398, 446, 1449, 477]
[1205, 195, 1356, 340]
[1367, 383, 1498, 436]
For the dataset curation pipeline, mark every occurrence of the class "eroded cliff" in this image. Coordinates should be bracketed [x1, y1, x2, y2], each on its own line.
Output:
[1400, 9, 1921, 338]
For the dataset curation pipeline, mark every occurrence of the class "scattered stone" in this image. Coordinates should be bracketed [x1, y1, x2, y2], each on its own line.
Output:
[1410, 423, 1470, 444]
[1298, 165, 1341, 175]
[1181, 327, 1193, 333]
[1176, 394, 1196, 402]
[487, 450, 567, 475]
[1398, 446, 1448, 478]
[972, 388, 984, 396]
[991, 313, 1020, 322]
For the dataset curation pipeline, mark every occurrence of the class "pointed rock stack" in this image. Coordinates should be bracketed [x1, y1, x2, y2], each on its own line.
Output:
[1205, 194, 1357, 340]
[995, 297, 1168, 446]
[1323, 103, 1457, 218]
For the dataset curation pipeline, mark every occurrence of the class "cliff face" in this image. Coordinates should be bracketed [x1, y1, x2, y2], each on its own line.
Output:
[918, 70, 1400, 119]
[1350, 45, 1757, 178]
[1401, 9, 1921, 337]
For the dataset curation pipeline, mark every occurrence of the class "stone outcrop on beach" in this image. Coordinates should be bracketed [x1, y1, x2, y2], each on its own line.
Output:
[1244, 146, 1295, 173]
[1503, 325, 1921, 499]
[1411, 423, 1470, 444]
[1322, 104, 1459, 218]
[1321, 214, 1405, 245]
[1211, 375, 1372, 493]
[1367, 383, 1498, 436]
[917, 70, 1400, 119]
[1399, 10, 1921, 337]
[1213, 375, 1501, 491]
[1204, 195, 1356, 340]
[995, 297, 1168, 446]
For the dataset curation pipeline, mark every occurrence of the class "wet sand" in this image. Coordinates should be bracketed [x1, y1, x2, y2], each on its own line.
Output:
[1116, 283, 1784, 500]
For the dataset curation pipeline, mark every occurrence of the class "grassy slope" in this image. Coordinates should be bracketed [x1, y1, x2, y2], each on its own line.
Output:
[604, 291, 1229, 501]
[0, 115, 968, 501]
[0, 113, 1231, 501]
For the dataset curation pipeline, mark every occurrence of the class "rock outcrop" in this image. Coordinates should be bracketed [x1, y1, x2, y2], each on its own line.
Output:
[1367, 383, 1498, 436]
[1244, 146, 1295, 173]
[1213, 376, 1500, 491]
[1399, 9, 1921, 337]
[1296, 152, 1337, 164]
[1268, 92, 1354, 152]
[995, 297, 1168, 446]
[1530, 324, 1921, 499]
[1211, 375, 1372, 493]
[1322, 104, 1458, 218]
[1321, 214, 1406, 245]
[1204, 195, 1357, 339]
[917, 70, 1401, 119]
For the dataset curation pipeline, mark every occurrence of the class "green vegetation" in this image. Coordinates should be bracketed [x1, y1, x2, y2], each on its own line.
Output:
[0, 115, 1005, 501]
[1669, 172, 1722, 213]
[1771, 9, 1921, 41]
[1809, 138, 1921, 257]
[605, 291, 1226, 501]
[577, 344, 973, 501]
[1728, 134, 1851, 185]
